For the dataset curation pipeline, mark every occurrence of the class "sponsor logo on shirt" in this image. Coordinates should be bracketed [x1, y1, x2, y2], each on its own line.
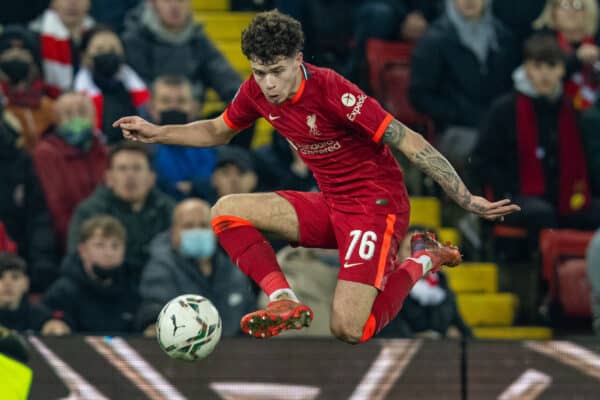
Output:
[306, 113, 321, 136]
[296, 140, 342, 155]
[341, 93, 357, 107]
[346, 94, 367, 122]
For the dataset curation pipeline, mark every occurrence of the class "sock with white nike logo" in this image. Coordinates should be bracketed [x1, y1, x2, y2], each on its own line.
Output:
[407, 255, 433, 277]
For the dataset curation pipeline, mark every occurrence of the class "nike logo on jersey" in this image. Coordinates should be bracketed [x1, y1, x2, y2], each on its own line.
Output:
[268, 113, 281, 120]
[343, 262, 363, 269]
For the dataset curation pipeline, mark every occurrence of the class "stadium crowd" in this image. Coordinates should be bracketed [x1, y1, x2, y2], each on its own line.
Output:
[0, 0, 600, 339]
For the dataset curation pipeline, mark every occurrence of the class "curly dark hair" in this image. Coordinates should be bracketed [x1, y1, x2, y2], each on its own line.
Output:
[241, 10, 304, 64]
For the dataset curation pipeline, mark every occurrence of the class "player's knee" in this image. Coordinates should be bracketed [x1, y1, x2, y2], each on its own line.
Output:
[210, 195, 239, 219]
[330, 315, 363, 345]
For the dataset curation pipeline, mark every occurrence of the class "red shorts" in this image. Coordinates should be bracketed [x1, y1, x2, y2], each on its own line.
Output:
[276, 190, 409, 290]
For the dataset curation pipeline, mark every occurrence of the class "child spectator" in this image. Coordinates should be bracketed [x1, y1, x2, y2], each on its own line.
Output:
[0, 252, 70, 335]
[44, 215, 140, 333]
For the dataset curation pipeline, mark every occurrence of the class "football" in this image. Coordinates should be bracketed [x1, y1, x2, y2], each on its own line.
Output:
[156, 294, 222, 361]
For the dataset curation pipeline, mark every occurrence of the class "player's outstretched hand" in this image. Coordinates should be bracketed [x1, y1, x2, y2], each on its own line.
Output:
[113, 116, 162, 143]
[466, 196, 521, 221]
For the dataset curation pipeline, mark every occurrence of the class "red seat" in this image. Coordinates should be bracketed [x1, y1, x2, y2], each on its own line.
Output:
[558, 259, 592, 317]
[539, 229, 595, 317]
[366, 39, 434, 140]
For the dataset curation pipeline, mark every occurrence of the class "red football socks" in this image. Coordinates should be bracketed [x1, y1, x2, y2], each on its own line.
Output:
[360, 257, 425, 342]
[212, 215, 291, 296]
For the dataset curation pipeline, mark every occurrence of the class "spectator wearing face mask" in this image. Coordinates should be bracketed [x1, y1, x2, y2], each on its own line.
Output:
[44, 215, 140, 333]
[137, 198, 255, 337]
[0, 25, 55, 152]
[31, 92, 108, 250]
[150, 75, 216, 200]
[74, 25, 149, 144]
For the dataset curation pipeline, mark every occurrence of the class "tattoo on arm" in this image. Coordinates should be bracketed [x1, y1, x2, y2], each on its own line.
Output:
[382, 119, 406, 148]
[408, 142, 485, 213]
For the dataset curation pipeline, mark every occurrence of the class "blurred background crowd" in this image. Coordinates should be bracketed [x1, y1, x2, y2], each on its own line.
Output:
[1, 0, 600, 341]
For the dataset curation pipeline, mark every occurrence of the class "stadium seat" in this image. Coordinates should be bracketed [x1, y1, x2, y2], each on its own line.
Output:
[365, 39, 435, 140]
[473, 326, 552, 340]
[445, 262, 498, 293]
[192, 0, 230, 12]
[539, 229, 595, 318]
[456, 293, 518, 326]
[557, 259, 592, 317]
[409, 197, 441, 228]
[195, 12, 255, 41]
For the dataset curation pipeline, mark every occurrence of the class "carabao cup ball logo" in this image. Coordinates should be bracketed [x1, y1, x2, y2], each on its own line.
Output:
[341, 93, 357, 107]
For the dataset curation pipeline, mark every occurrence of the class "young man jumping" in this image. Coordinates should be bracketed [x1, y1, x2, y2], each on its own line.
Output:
[114, 10, 519, 344]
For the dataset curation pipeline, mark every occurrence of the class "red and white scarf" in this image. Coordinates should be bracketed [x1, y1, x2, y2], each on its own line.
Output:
[31, 9, 94, 98]
[74, 65, 150, 129]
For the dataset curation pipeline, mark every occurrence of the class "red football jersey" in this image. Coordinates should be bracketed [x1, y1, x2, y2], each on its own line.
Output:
[223, 63, 409, 214]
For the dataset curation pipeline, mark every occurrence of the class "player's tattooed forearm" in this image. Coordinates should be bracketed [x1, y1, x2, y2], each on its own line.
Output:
[409, 142, 473, 209]
[382, 120, 406, 147]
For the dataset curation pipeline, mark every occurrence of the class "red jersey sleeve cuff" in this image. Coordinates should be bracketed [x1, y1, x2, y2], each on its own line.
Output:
[222, 109, 244, 131]
[372, 113, 394, 143]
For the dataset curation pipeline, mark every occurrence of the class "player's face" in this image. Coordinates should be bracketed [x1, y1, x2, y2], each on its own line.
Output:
[250, 53, 303, 104]
[454, 0, 485, 19]
[524, 60, 565, 97]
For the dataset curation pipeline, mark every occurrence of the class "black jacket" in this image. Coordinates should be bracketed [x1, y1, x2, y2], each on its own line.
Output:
[43, 253, 140, 333]
[0, 299, 53, 332]
[409, 15, 518, 130]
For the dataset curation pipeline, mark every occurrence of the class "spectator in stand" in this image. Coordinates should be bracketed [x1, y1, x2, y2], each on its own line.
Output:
[89, 0, 142, 33]
[0, 99, 59, 293]
[587, 229, 600, 336]
[380, 226, 472, 338]
[149, 75, 216, 200]
[122, 0, 242, 103]
[30, 0, 96, 98]
[0, 253, 70, 335]
[44, 216, 140, 333]
[533, 0, 600, 111]
[0, 25, 55, 152]
[32, 92, 108, 250]
[191, 146, 258, 205]
[137, 199, 255, 337]
[75, 25, 150, 144]
[67, 142, 174, 283]
[254, 134, 317, 192]
[473, 34, 600, 246]
[409, 0, 518, 167]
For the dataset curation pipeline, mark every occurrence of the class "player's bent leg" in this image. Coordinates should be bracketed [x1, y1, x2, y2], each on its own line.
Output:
[211, 193, 315, 338]
[330, 280, 379, 344]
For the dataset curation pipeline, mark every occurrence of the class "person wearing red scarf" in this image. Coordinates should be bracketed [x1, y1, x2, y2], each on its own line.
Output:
[474, 34, 600, 245]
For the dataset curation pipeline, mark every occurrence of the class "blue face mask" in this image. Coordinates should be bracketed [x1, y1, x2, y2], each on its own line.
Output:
[179, 228, 216, 259]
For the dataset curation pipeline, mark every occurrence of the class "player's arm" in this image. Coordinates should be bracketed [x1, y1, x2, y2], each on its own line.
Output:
[382, 119, 520, 220]
[112, 114, 238, 147]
